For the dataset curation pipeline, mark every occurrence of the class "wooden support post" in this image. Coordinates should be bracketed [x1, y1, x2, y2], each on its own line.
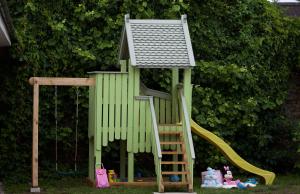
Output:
[128, 152, 134, 182]
[31, 83, 40, 193]
[172, 68, 179, 123]
[183, 69, 192, 116]
[120, 60, 127, 72]
[88, 138, 95, 181]
[120, 140, 126, 179]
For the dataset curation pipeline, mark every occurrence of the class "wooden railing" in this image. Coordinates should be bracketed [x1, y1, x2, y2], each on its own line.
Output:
[136, 96, 162, 190]
[140, 82, 174, 124]
[178, 87, 195, 186]
[91, 72, 129, 149]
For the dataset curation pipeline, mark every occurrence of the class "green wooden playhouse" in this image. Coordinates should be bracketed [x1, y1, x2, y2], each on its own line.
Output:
[29, 14, 276, 193]
[88, 14, 196, 192]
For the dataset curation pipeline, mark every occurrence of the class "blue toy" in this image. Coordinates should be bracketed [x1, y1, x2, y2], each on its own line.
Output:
[244, 178, 258, 187]
[169, 175, 180, 182]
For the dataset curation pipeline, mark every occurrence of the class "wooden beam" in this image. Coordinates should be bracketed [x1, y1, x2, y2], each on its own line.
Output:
[31, 83, 40, 192]
[29, 77, 95, 86]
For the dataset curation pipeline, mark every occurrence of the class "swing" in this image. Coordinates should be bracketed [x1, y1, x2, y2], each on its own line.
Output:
[54, 86, 81, 176]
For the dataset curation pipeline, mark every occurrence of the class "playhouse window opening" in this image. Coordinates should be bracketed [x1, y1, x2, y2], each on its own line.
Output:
[140, 68, 172, 93]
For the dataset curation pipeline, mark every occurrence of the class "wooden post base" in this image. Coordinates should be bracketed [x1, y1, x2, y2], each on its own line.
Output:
[30, 187, 40, 193]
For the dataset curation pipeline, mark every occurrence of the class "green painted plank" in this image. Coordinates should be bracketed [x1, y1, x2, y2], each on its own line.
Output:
[159, 99, 166, 124]
[96, 74, 103, 151]
[115, 75, 122, 140]
[154, 97, 159, 122]
[165, 125, 170, 149]
[127, 65, 134, 151]
[120, 140, 126, 179]
[109, 74, 116, 142]
[133, 68, 140, 153]
[139, 101, 146, 152]
[183, 69, 192, 116]
[93, 84, 97, 153]
[102, 74, 109, 146]
[88, 139, 95, 180]
[145, 101, 151, 153]
[166, 100, 171, 124]
[170, 125, 176, 150]
[121, 74, 128, 140]
[172, 68, 179, 123]
[88, 85, 94, 138]
[128, 152, 134, 182]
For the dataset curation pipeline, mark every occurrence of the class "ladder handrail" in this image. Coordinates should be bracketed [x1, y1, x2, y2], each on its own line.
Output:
[140, 82, 172, 100]
[179, 89, 195, 159]
[135, 96, 162, 158]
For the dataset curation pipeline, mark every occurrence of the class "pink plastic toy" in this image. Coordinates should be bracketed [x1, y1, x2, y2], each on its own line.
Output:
[95, 164, 110, 188]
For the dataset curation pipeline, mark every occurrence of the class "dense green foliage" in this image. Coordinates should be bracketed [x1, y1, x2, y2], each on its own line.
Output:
[0, 0, 299, 181]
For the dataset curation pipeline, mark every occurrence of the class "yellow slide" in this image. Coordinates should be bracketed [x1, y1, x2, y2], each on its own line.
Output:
[191, 120, 276, 185]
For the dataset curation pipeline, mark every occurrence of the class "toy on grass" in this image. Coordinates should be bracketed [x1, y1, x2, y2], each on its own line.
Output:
[108, 170, 117, 183]
[243, 178, 258, 187]
[169, 175, 180, 182]
[222, 166, 239, 189]
[201, 167, 223, 188]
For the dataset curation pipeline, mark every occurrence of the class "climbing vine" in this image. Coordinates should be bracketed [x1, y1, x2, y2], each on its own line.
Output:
[0, 0, 299, 181]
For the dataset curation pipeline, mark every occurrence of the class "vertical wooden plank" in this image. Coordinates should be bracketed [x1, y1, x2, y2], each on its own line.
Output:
[183, 68, 192, 116]
[121, 74, 128, 140]
[154, 97, 159, 122]
[139, 101, 146, 152]
[159, 99, 166, 124]
[32, 83, 39, 189]
[115, 75, 122, 140]
[145, 101, 151, 153]
[120, 60, 127, 72]
[171, 126, 176, 150]
[165, 125, 170, 149]
[172, 68, 179, 123]
[88, 139, 95, 181]
[102, 74, 109, 146]
[96, 74, 103, 151]
[88, 85, 94, 138]
[120, 140, 126, 179]
[166, 100, 171, 124]
[128, 152, 134, 182]
[127, 65, 134, 151]
[109, 74, 116, 142]
[133, 68, 140, 153]
[94, 75, 102, 169]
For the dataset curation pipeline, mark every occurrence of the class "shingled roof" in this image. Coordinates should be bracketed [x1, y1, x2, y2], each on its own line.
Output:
[119, 14, 195, 68]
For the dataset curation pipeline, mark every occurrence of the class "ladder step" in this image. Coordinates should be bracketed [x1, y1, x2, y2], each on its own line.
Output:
[159, 131, 182, 135]
[163, 181, 189, 186]
[158, 124, 182, 127]
[161, 151, 182, 155]
[160, 141, 183, 145]
[161, 161, 187, 165]
[162, 171, 189, 175]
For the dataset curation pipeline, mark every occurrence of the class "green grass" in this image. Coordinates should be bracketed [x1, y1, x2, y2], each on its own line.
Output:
[4, 175, 300, 194]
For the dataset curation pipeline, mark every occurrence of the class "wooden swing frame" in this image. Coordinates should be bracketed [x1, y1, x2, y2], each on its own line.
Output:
[29, 77, 95, 192]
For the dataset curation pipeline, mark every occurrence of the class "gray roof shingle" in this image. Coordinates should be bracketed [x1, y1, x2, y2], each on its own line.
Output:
[119, 14, 195, 68]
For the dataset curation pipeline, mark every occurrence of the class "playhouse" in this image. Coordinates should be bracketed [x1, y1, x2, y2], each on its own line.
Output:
[29, 14, 275, 193]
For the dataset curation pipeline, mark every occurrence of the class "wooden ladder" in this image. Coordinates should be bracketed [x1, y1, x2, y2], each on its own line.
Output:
[158, 124, 193, 192]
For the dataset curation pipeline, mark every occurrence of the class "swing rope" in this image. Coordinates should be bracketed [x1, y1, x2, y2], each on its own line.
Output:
[55, 85, 58, 171]
[74, 87, 79, 172]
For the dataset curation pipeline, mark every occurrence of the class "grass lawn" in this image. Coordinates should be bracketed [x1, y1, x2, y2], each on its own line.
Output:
[4, 175, 300, 194]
